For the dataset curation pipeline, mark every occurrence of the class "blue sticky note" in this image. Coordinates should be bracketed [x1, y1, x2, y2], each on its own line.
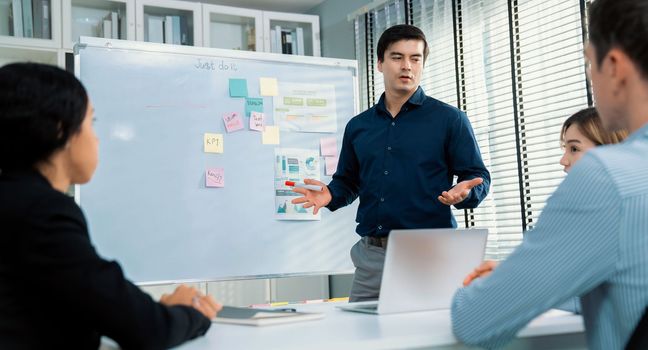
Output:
[245, 98, 264, 116]
[229, 79, 248, 97]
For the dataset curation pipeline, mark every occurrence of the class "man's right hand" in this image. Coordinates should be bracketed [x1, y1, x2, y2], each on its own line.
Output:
[462, 260, 499, 286]
[290, 179, 332, 215]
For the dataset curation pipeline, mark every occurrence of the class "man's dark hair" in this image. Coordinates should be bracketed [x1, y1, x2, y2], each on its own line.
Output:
[588, 0, 648, 77]
[0, 63, 88, 172]
[377, 24, 429, 63]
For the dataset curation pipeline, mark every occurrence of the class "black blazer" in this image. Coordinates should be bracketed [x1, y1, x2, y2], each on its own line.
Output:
[0, 170, 210, 349]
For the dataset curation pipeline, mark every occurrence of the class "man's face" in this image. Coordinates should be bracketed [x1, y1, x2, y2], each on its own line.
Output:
[377, 39, 425, 96]
[585, 43, 624, 131]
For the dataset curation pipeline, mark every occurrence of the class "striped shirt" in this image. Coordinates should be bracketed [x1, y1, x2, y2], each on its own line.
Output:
[451, 122, 648, 349]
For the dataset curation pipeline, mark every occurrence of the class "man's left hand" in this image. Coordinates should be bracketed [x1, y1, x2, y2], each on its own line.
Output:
[438, 177, 483, 206]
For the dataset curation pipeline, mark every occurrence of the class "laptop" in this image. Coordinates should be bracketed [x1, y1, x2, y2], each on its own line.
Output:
[338, 228, 488, 315]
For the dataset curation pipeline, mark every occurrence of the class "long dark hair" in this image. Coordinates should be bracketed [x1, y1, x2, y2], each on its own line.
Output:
[0, 63, 88, 172]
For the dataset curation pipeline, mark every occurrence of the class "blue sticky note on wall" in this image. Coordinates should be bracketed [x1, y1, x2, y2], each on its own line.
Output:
[229, 79, 248, 97]
[245, 98, 264, 116]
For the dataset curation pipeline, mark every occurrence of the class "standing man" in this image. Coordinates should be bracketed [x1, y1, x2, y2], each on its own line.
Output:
[452, 0, 648, 349]
[292, 24, 490, 302]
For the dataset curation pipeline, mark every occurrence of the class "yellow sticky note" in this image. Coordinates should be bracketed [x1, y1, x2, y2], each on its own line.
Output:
[259, 77, 278, 96]
[204, 133, 223, 153]
[262, 126, 280, 145]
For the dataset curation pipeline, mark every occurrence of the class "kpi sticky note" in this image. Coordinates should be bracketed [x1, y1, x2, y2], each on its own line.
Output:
[259, 77, 278, 96]
[320, 137, 337, 156]
[206, 168, 225, 187]
[223, 112, 244, 133]
[249, 111, 265, 131]
[245, 98, 264, 116]
[229, 79, 248, 97]
[262, 125, 280, 145]
[325, 156, 338, 176]
[204, 133, 223, 153]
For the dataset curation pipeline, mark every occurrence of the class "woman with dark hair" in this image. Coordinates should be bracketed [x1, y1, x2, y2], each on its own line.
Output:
[0, 63, 221, 349]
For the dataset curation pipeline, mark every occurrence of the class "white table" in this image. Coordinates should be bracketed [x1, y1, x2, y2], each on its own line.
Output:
[175, 302, 586, 349]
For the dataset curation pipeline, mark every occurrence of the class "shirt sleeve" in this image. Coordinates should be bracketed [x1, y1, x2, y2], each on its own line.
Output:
[447, 110, 491, 209]
[26, 197, 211, 349]
[326, 121, 361, 211]
[451, 153, 620, 348]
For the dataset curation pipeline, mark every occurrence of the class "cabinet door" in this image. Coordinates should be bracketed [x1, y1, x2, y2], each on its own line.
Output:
[135, 0, 201, 46]
[62, 0, 135, 49]
[202, 4, 263, 52]
[262, 11, 320, 56]
[0, 0, 62, 49]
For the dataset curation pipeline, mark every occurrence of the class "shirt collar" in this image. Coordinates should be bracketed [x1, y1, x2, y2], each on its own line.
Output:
[376, 86, 426, 113]
[625, 120, 648, 143]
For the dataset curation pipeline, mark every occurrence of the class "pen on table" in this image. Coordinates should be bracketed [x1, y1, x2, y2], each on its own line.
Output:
[285, 181, 323, 192]
[275, 308, 297, 312]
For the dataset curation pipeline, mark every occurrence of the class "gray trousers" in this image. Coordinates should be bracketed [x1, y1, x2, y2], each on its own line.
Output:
[349, 237, 386, 302]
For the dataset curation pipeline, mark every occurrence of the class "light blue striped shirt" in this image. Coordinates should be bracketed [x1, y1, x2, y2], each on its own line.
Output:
[451, 122, 648, 349]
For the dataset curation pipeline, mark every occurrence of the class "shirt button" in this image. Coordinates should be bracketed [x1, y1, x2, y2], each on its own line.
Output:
[391, 122, 395, 126]
[380, 197, 385, 202]
[384, 170, 389, 175]
[387, 146, 392, 151]
[378, 225, 383, 230]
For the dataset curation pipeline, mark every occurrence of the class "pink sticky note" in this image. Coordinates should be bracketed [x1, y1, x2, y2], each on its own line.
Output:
[325, 156, 338, 176]
[223, 112, 244, 133]
[320, 137, 337, 156]
[206, 168, 225, 187]
[249, 111, 265, 131]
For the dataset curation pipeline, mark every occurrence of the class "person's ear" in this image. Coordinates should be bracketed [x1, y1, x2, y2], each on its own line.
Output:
[377, 58, 384, 73]
[605, 48, 630, 97]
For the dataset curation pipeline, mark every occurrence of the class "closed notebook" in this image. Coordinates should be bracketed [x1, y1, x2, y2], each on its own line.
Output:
[212, 306, 324, 326]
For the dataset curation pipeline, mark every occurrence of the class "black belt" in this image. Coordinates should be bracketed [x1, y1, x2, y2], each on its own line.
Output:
[366, 236, 388, 249]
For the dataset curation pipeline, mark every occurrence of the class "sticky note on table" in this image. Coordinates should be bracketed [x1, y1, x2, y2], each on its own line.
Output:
[249, 111, 265, 131]
[206, 168, 225, 187]
[262, 125, 280, 145]
[204, 133, 223, 153]
[245, 98, 264, 116]
[229, 79, 248, 97]
[223, 112, 244, 133]
[325, 156, 338, 176]
[320, 137, 337, 156]
[259, 77, 278, 96]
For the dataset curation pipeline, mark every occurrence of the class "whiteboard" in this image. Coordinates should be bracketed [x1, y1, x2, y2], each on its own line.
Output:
[76, 37, 359, 283]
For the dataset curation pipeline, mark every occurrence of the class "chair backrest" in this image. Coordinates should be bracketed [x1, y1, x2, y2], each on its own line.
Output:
[626, 307, 648, 350]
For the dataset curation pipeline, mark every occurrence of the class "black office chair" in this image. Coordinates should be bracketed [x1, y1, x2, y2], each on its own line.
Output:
[626, 307, 648, 350]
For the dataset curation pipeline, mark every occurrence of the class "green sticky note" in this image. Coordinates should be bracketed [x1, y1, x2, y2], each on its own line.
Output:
[245, 98, 264, 116]
[229, 79, 248, 97]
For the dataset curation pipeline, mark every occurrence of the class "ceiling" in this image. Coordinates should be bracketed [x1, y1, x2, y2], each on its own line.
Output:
[191, 0, 327, 13]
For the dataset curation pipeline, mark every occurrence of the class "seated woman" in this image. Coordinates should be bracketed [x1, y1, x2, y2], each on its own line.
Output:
[0, 63, 221, 349]
[462, 107, 627, 312]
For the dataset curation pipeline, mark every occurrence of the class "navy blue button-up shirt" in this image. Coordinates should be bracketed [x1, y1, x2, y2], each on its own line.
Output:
[326, 87, 490, 237]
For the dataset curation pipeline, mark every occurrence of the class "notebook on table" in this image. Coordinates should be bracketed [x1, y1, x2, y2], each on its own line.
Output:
[338, 228, 488, 315]
[212, 306, 324, 326]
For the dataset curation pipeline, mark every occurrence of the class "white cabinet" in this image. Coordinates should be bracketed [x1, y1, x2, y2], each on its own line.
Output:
[263, 11, 320, 57]
[62, 0, 135, 49]
[202, 4, 263, 52]
[202, 4, 320, 56]
[135, 0, 201, 46]
[0, 0, 62, 49]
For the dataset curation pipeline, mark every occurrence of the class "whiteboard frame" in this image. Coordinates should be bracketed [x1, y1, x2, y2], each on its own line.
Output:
[73, 36, 359, 284]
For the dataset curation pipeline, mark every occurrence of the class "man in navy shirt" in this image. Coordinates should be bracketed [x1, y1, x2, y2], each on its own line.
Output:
[292, 24, 490, 301]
